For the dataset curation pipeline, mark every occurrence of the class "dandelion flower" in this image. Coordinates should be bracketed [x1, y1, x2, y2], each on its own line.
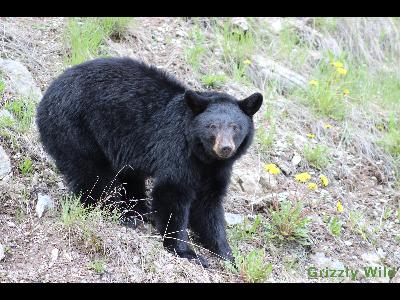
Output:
[295, 172, 312, 183]
[343, 88, 350, 96]
[331, 61, 344, 68]
[324, 123, 332, 129]
[243, 59, 252, 65]
[320, 174, 329, 186]
[309, 80, 319, 86]
[264, 163, 281, 175]
[336, 67, 348, 75]
[306, 133, 315, 139]
[337, 201, 344, 213]
[308, 182, 318, 190]
[320, 174, 329, 187]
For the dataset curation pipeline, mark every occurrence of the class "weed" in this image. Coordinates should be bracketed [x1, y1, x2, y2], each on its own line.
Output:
[378, 114, 400, 157]
[60, 195, 89, 228]
[19, 158, 33, 176]
[328, 216, 342, 237]
[200, 73, 227, 88]
[228, 215, 263, 245]
[266, 200, 311, 246]
[64, 17, 132, 66]
[4, 97, 35, 132]
[185, 25, 206, 71]
[88, 260, 106, 274]
[303, 143, 331, 170]
[233, 248, 273, 283]
[382, 207, 393, 220]
[256, 123, 276, 154]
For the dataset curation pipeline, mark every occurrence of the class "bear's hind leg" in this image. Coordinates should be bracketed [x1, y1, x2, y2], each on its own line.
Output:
[117, 168, 151, 227]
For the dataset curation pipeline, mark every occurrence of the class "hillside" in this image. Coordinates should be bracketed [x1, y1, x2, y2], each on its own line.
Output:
[0, 17, 399, 283]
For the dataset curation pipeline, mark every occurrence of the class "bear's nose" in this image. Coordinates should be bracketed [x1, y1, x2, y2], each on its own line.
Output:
[220, 146, 233, 157]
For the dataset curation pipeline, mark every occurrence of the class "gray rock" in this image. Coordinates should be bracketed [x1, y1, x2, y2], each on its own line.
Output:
[291, 152, 302, 166]
[259, 173, 278, 191]
[0, 59, 42, 101]
[35, 193, 55, 218]
[0, 109, 15, 121]
[232, 170, 261, 194]
[310, 252, 344, 271]
[247, 55, 307, 93]
[361, 252, 381, 264]
[0, 244, 5, 261]
[225, 212, 244, 226]
[0, 145, 12, 179]
[231, 17, 249, 33]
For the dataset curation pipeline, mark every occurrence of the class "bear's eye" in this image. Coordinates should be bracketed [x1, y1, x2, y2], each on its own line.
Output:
[230, 123, 240, 131]
[207, 124, 217, 130]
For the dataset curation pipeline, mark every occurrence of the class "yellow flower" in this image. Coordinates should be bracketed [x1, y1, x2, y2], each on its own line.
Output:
[306, 133, 315, 139]
[337, 201, 344, 213]
[243, 59, 252, 65]
[309, 80, 319, 86]
[336, 67, 348, 75]
[320, 174, 329, 187]
[324, 123, 332, 129]
[264, 163, 281, 175]
[331, 61, 344, 68]
[308, 182, 318, 190]
[295, 172, 312, 183]
[343, 88, 350, 96]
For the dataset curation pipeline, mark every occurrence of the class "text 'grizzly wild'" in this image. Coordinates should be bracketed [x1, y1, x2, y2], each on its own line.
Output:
[36, 57, 263, 267]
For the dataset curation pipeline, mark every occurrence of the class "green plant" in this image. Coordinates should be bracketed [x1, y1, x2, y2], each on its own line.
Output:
[233, 248, 273, 283]
[303, 143, 331, 170]
[200, 73, 227, 88]
[88, 260, 106, 274]
[217, 19, 255, 82]
[0, 75, 5, 95]
[5, 97, 35, 132]
[64, 17, 132, 66]
[60, 195, 89, 228]
[256, 123, 276, 153]
[229, 215, 263, 245]
[378, 114, 400, 157]
[382, 207, 393, 220]
[19, 158, 33, 176]
[266, 200, 311, 246]
[185, 25, 206, 71]
[328, 216, 342, 237]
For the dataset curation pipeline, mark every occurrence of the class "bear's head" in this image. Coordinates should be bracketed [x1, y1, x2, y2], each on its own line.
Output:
[185, 90, 263, 163]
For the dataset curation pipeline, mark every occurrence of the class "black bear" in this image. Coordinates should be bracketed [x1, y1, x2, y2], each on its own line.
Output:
[36, 57, 263, 267]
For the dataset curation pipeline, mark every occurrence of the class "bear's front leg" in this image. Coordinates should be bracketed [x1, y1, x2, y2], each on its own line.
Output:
[152, 180, 209, 268]
[189, 179, 234, 265]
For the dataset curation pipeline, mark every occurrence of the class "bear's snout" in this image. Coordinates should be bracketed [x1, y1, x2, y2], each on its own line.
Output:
[213, 133, 235, 158]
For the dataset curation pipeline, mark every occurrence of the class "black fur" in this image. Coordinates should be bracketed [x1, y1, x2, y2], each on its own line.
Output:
[36, 57, 263, 267]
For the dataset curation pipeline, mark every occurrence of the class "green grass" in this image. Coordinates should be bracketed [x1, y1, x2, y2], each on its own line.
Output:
[233, 248, 273, 283]
[4, 97, 35, 132]
[19, 158, 34, 176]
[228, 215, 263, 245]
[378, 114, 400, 157]
[88, 260, 106, 274]
[0, 74, 5, 95]
[200, 73, 227, 88]
[265, 200, 311, 246]
[64, 17, 132, 66]
[303, 143, 331, 170]
[218, 19, 255, 83]
[185, 25, 206, 71]
[60, 195, 89, 228]
[328, 216, 342, 237]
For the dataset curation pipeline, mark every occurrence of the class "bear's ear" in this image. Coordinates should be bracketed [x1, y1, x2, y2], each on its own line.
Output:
[238, 92, 263, 116]
[184, 90, 210, 114]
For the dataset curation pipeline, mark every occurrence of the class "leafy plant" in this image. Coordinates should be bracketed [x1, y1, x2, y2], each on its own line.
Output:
[233, 248, 273, 283]
[328, 216, 342, 237]
[266, 200, 311, 246]
[200, 73, 227, 88]
[303, 143, 331, 170]
[88, 260, 106, 274]
[19, 158, 33, 176]
[5, 97, 35, 132]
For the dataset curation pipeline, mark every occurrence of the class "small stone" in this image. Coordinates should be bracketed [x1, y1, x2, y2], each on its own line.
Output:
[291, 152, 302, 166]
[225, 212, 244, 226]
[35, 193, 55, 218]
[0, 109, 15, 121]
[231, 17, 249, 32]
[0, 244, 5, 261]
[233, 172, 261, 194]
[57, 181, 66, 190]
[361, 252, 381, 264]
[7, 221, 16, 228]
[259, 173, 278, 191]
[344, 240, 353, 246]
[377, 248, 386, 259]
[51, 248, 59, 262]
[0, 145, 12, 179]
